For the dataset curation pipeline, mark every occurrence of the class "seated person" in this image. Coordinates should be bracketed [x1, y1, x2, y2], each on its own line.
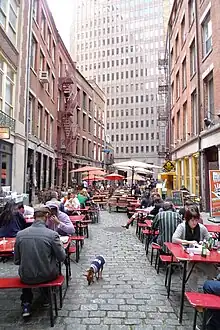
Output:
[203, 278, 220, 330]
[46, 191, 61, 208]
[77, 187, 89, 208]
[173, 206, 214, 291]
[172, 205, 209, 245]
[17, 203, 34, 217]
[46, 203, 75, 236]
[122, 194, 163, 229]
[0, 201, 26, 237]
[64, 193, 80, 211]
[152, 201, 182, 254]
[14, 205, 66, 317]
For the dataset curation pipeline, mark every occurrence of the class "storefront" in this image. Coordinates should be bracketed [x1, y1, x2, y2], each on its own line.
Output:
[175, 154, 199, 196]
[0, 141, 12, 188]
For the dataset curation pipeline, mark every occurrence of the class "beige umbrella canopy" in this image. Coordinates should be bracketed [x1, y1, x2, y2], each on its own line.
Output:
[127, 174, 146, 181]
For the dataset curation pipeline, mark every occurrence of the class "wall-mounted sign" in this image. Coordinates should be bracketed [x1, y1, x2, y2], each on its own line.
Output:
[0, 127, 10, 139]
[163, 160, 175, 172]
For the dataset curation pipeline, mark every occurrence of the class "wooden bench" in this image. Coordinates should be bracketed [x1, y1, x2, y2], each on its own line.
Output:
[185, 291, 220, 330]
[0, 275, 65, 327]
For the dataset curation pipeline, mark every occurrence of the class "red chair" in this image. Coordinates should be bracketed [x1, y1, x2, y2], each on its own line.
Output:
[0, 275, 64, 327]
[185, 292, 220, 330]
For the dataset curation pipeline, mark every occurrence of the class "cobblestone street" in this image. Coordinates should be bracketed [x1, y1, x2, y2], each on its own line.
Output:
[0, 211, 194, 330]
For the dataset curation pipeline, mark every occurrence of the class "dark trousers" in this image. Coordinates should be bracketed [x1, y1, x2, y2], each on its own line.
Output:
[203, 280, 220, 330]
[21, 288, 49, 304]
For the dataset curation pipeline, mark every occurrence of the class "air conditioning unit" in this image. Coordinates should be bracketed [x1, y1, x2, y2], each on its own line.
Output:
[39, 71, 49, 84]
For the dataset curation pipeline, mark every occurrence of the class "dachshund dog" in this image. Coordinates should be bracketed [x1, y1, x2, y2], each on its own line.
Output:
[84, 255, 105, 285]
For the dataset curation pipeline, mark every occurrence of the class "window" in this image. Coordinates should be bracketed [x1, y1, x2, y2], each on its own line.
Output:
[175, 33, 179, 60]
[47, 28, 51, 51]
[151, 146, 154, 152]
[181, 15, 186, 45]
[0, 0, 18, 44]
[44, 111, 48, 142]
[136, 146, 139, 153]
[146, 146, 149, 152]
[51, 74, 55, 100]
[37, 103, 42, 138]
[182, 58, 187, 90]
[191, 90, 197, 135]
[49, 117, 53, 146]
[136, 133, 138, 141]
[190, 40, 196, 76]
[30, 36, 37, 70]
[189, 0, 195, 27]
[0, 58, 15, 116]
[126, 146, 129, 153]
[183, 102, 187, 141]
[176, 71, 180, 99]
[41, 10, 46, 39]
[131, 121, 133, 128]
[28, 94, 34, 134]
[131, 146, 134, 153]
[204, 73, 214, 120]
[52, 41, 56, 63]
[202, 13, 212, 56]
[46, 64, 50, 92]
[176, 110, 180, 140]
[33, 0, 38, 22]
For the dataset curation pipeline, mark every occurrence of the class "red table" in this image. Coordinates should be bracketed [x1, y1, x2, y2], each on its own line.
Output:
[204, 224, 220, 239]
[69, 215, 85, 222]
[0, 238, 16, 254]
[165, 242, 220, 324]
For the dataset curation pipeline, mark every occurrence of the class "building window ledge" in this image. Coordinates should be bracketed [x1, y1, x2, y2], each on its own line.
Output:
[202, 48, 213, 63]
[190, 72, 196, 81]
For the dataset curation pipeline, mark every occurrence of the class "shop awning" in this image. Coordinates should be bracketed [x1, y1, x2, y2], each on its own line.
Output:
[159, 172, 176, 178]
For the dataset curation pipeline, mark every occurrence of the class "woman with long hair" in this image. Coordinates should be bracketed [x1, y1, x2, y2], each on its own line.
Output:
[0, 201, 26, 237]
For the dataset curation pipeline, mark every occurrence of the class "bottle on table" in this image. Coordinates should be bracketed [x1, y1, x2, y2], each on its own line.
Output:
[201, 239, 207, 257]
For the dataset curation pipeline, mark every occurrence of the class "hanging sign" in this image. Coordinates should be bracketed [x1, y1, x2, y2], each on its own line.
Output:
[209, 170, 220, 217]
[0, 127, 10, 139]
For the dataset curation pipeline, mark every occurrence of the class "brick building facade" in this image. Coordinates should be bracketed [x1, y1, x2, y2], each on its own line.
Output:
[0, 0, 29, 193]
[1, 0, 106, 201]
[166, 0, 220, 210]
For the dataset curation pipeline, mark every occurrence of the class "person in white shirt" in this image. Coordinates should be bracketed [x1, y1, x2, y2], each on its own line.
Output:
[17, 204, 34, 217]
[64, 194, 80, 211]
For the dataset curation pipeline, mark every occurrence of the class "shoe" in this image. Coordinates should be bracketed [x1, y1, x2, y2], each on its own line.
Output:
[122, 224, 129, 229]
[22, 303, 31, 317]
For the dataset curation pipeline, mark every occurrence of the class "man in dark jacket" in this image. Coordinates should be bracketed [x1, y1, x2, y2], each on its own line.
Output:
[14, 205, 66, 317]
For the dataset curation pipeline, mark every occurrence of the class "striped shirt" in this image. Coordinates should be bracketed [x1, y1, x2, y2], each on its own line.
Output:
[152, 210, 182, 253]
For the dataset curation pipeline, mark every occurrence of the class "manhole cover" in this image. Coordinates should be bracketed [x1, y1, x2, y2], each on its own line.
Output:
[104, 227, 124, 233]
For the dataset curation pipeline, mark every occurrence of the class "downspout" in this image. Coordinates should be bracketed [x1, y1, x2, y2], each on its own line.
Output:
[194, 1, 202, 210]
[23, 0, 34, 193]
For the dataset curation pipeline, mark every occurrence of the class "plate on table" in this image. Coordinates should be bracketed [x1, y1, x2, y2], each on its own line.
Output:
[60, 236, 69, 244]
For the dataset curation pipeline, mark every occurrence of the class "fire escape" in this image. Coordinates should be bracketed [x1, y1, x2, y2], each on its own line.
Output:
[157, 55, 169, 159]
[58, 67, 79, 154]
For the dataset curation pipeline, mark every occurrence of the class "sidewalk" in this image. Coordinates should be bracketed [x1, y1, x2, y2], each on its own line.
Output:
[0, 211, 196, 329]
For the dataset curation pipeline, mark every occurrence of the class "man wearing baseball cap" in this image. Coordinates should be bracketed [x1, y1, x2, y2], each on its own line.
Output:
[14, 205, 66, 317]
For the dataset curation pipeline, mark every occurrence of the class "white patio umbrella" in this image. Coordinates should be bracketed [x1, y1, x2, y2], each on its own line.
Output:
[127, 174, 146, 181]
[114, 160, 161, 191]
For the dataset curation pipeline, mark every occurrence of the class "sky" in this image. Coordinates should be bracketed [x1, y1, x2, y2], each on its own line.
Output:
[47, 0, 74, 50]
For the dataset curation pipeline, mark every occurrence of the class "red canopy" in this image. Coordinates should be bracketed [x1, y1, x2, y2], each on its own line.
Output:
[105, 173, 124, 181]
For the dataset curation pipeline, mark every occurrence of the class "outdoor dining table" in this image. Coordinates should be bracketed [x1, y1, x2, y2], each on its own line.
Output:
[204, 224, 220, 239]
[0, 236, 71, 292]
[165, 242, 220, 324]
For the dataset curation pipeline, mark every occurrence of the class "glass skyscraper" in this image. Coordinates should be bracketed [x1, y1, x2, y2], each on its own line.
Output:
[71, 0, 172, 166]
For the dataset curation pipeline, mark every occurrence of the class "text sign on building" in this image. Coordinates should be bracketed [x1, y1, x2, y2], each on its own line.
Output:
[0, 127, 10, 139]
[163, 160, 175, 173]
[209, 170, 220, 217]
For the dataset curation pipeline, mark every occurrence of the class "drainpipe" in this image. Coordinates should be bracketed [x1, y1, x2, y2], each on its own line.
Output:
[194, 1, 202, 210]
[23, 0, 34, 194]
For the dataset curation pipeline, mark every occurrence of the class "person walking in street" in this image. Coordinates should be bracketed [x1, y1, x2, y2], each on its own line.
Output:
[14, 205, 66, 317]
